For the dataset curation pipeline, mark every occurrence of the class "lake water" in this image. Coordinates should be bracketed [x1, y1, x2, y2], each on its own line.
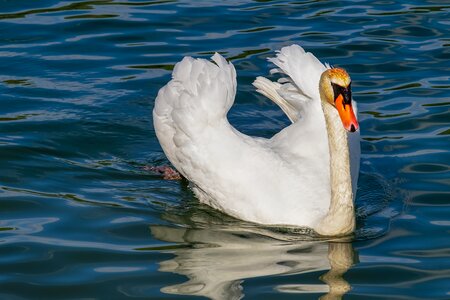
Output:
[0, 0, 449, 299]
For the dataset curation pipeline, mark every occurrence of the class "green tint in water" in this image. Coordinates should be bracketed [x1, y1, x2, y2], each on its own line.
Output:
[0, 0, 449, 299]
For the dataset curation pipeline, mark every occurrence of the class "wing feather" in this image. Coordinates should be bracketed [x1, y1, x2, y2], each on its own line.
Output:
[254, 45, 329, 123]
[268, 45, 327, 101]
[153, 53, 237, 177]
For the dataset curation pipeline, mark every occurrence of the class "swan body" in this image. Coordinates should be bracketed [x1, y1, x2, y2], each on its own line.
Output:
[153, 45, 360, 236]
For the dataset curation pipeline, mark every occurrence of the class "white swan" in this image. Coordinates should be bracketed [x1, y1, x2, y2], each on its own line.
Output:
[153, 45, 360, 236]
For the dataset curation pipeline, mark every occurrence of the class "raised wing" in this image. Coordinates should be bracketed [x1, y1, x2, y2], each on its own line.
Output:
[254, 45, 329, 123]
[269, 44, 328, 101]
[153, 53, 237, 177]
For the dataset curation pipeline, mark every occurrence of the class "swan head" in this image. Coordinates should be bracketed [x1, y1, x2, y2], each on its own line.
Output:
[320, 68, 359, 132]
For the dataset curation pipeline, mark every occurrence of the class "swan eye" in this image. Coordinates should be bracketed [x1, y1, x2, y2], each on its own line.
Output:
[331, 82, 352, 105]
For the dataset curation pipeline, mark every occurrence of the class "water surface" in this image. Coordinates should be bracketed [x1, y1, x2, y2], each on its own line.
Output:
[0, 0, 449, 299]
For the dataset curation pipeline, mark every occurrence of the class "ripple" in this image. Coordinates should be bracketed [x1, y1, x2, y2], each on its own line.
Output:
[0, 0, 448, 298]
[0, 218, 58, 235]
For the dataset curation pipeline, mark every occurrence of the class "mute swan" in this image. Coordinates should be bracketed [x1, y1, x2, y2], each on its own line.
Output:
[153, 45, 360, 236]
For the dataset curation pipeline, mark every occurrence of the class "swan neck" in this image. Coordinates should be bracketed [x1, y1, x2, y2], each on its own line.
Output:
[316, 100, 355, 236]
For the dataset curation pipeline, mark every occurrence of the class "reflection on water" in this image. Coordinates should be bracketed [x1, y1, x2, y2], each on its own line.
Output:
[151, 224, 357, 300]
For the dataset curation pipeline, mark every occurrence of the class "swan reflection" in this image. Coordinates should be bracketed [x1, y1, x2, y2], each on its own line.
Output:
[151, 225, 357, 300]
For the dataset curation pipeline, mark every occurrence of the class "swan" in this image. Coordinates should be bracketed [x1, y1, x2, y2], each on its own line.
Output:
[153, 45, 360, 236]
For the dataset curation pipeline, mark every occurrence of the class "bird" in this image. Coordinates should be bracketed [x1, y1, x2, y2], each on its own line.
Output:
[153, 44, 360, 236]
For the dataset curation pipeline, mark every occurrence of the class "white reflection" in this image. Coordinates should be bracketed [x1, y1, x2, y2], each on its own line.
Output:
[151, 225, 357, 300]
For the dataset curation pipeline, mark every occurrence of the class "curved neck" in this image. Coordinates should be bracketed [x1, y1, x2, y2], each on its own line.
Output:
[316, 101, 355, 236]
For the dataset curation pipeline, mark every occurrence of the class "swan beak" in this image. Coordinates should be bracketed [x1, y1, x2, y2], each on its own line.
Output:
[335, 93, 359, 132]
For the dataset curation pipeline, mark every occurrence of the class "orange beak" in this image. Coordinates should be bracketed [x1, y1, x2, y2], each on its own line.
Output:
[335, 94, 359, 132]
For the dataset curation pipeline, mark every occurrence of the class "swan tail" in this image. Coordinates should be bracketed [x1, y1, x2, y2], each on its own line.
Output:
[153, 53, 237, 174]
[268, 44, 328, 101]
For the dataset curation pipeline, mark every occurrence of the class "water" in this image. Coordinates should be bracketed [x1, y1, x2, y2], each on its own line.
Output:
[0, 0, 449, 299]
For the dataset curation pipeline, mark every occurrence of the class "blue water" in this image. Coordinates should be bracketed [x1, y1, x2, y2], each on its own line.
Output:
[1, 0, 449, 299]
